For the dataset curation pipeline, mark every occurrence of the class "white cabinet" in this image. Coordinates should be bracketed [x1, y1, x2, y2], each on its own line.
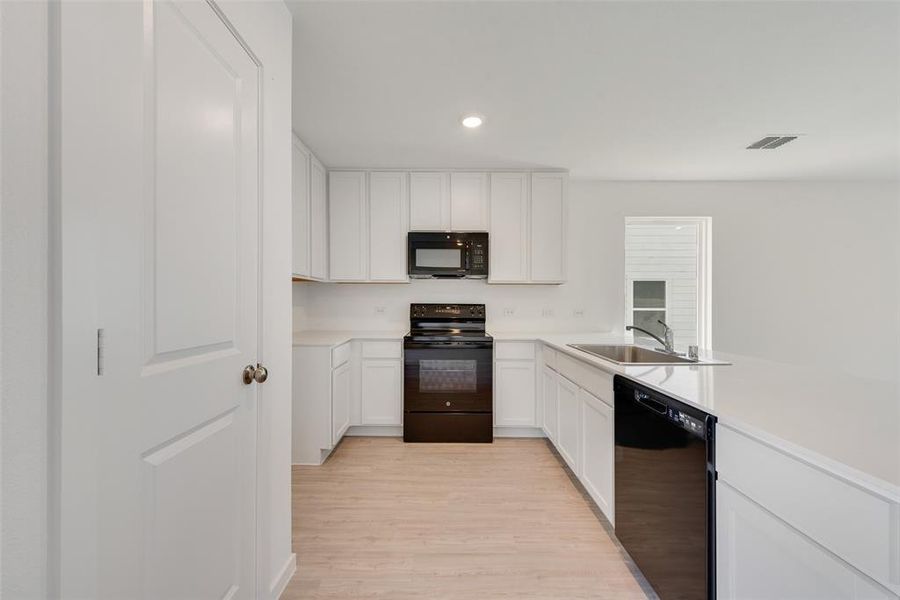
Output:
[494, 341, 537, 428]
[360, 357, 402, 426]
[488, 171, 567, 284]
[580, 389, 614, 523]
[495, 361, 536, 427]
[310, 157, 328, 280]
[488, 172, 529, 282]
[331, 360, 351, 444]
[329, 171, 368, 281]
[541, 365, 558, 441]
[368, 172, 409, 282]
[717, 482, 895, 600]
[450, 172, 488, 231]
[717, 424, 900, 597]
[409, 172, 450, 231]
[530, 173, 567, 282]
[292, 342, 353, 465]
[292, 139, 311, 278]
[556, 375, 580, 474]
[292, 137, 328, 281]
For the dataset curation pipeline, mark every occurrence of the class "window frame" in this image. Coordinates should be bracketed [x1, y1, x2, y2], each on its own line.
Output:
[623, 216, 712, 349]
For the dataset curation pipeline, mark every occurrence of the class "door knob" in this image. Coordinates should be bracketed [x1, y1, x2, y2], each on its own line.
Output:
[253, 364, 268, 384]
[242, 364, 256, 385]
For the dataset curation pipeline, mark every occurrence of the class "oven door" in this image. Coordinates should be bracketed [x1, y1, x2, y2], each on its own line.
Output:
[408, 236, 469, 278]
[404, 342, 492, 412]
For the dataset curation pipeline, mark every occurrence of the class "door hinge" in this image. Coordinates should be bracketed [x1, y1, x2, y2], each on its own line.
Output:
[97, 328, 105, 376]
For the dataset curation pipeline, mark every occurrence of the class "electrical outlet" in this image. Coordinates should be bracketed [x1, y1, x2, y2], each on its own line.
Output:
[573, 308, 585, 318]
[374, 306, 386, 315]
[542, 308, 554, 317]
[503, 307, 515, 317]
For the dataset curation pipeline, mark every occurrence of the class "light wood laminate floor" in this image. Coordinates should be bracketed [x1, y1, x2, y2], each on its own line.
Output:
[283, 437, 654, 600]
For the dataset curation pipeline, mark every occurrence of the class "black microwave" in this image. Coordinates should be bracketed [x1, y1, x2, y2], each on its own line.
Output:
[408, 232, 489, 279]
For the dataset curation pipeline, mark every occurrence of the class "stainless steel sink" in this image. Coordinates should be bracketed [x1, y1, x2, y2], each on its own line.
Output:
[568, 344, 697, 365]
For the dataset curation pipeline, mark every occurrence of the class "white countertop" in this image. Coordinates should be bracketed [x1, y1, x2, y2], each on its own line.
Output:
[292, 330, 406, 347]
[496, 331, 900, 495]
[294, 328, 900, 495]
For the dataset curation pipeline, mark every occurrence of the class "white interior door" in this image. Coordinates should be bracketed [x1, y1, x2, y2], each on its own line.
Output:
[60, 1, 261, 598]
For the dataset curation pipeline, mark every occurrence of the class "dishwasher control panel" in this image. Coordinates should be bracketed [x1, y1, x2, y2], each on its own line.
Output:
[669, 408, 705, 435]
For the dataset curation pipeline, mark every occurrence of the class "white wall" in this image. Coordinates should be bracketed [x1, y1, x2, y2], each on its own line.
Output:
[0, 1, 50, 597]
[293, 180, 900, 383]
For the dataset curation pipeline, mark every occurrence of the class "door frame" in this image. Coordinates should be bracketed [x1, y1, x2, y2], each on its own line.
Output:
[50, 2, 295, 599]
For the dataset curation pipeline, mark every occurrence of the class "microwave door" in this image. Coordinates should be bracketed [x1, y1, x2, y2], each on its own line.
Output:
[410, 244, 466, 277]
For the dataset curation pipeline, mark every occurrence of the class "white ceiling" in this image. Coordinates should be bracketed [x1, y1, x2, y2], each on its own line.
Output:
[288, 1, 900, 180]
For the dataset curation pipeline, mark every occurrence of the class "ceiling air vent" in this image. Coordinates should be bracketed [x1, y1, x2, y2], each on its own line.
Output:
[746, 135, 798, 149]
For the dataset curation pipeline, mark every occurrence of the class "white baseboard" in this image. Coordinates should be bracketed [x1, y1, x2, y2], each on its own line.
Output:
[270, 553, 296, 600]
[346, 425, 403, 437]
[494, 426, 547, 438]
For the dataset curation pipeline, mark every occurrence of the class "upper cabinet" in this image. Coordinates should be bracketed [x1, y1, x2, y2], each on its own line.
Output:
[409, 172, 488, 232]
[488, 173, 529, 283]
[450, 172, 488, 231]
[409, 172, 450, 231]
[309, 157, 328, 280]
[328, 171, 409, 283]
[308, 166, 566, 285]
[488, 171, 568, 284]
[292, 135, 328, 281]
[368, 172, 409, 282]
[292, 139, 311, 278]
[530, 173, 567, 283]
[328, 171, 368, 281]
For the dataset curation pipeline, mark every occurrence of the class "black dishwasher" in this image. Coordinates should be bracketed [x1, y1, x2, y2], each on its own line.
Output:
[614, 376, 716, 600]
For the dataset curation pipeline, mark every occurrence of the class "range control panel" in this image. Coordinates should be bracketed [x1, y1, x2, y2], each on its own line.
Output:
[410, 303, 486, 319]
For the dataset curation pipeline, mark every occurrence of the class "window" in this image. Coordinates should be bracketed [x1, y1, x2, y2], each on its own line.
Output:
[625, 217, 712, 349]
[630, 280, 668, 342]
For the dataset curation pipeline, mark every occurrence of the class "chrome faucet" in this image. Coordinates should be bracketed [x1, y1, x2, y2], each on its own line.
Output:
[627, 320, 675, 354]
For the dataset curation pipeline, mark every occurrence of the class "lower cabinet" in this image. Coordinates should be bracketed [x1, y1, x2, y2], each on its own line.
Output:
[360, 359, 402, 425]
[717, 482, 895, 600]
[556, 375, 580, 474]
[579, 389, 614, 523]
[495, 360, 536, 426]
[292, 342, 353, 465]
[331, 360, 351, 443]
[541, 366, 558, 441]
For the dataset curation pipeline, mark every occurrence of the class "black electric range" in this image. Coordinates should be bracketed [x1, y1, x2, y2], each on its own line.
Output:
[403, 304, 493, 443]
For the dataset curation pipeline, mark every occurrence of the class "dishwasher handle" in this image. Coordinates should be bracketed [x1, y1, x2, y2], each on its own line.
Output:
[635, 391, 667, 415]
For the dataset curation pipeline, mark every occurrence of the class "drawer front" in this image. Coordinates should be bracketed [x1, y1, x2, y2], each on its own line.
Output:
[331, 342, 351, 368]
[717, 424, 900, 593]
[361, 340, 401, 359]
[541, 345, 557, 370]
[556, 352, 613, 407]
[495, 341, 535, 361]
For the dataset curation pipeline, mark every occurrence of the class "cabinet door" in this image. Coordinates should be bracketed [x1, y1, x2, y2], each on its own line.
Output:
[361, 359, 402, 425]
[495, 360, 536, 427]
[450, 172, 488, 231]
[368, 172, 409, 282]
[530, 172, 567, 282]
[310, 157, 328, 280]
[292, 140, 311, 277]
[556, 375, 580, 474]
[331, 361, 351, 445]
[328, 171, 368, 281]
[488, 173, 529, 282]
[717, 482, 893, 600]
[409, 172, 449, 231]
[541, 366, 558, 442]
[580, 389, 614, 523]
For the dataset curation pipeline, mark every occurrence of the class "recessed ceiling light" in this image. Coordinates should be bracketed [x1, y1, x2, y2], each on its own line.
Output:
[461, 115, 484, 128]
